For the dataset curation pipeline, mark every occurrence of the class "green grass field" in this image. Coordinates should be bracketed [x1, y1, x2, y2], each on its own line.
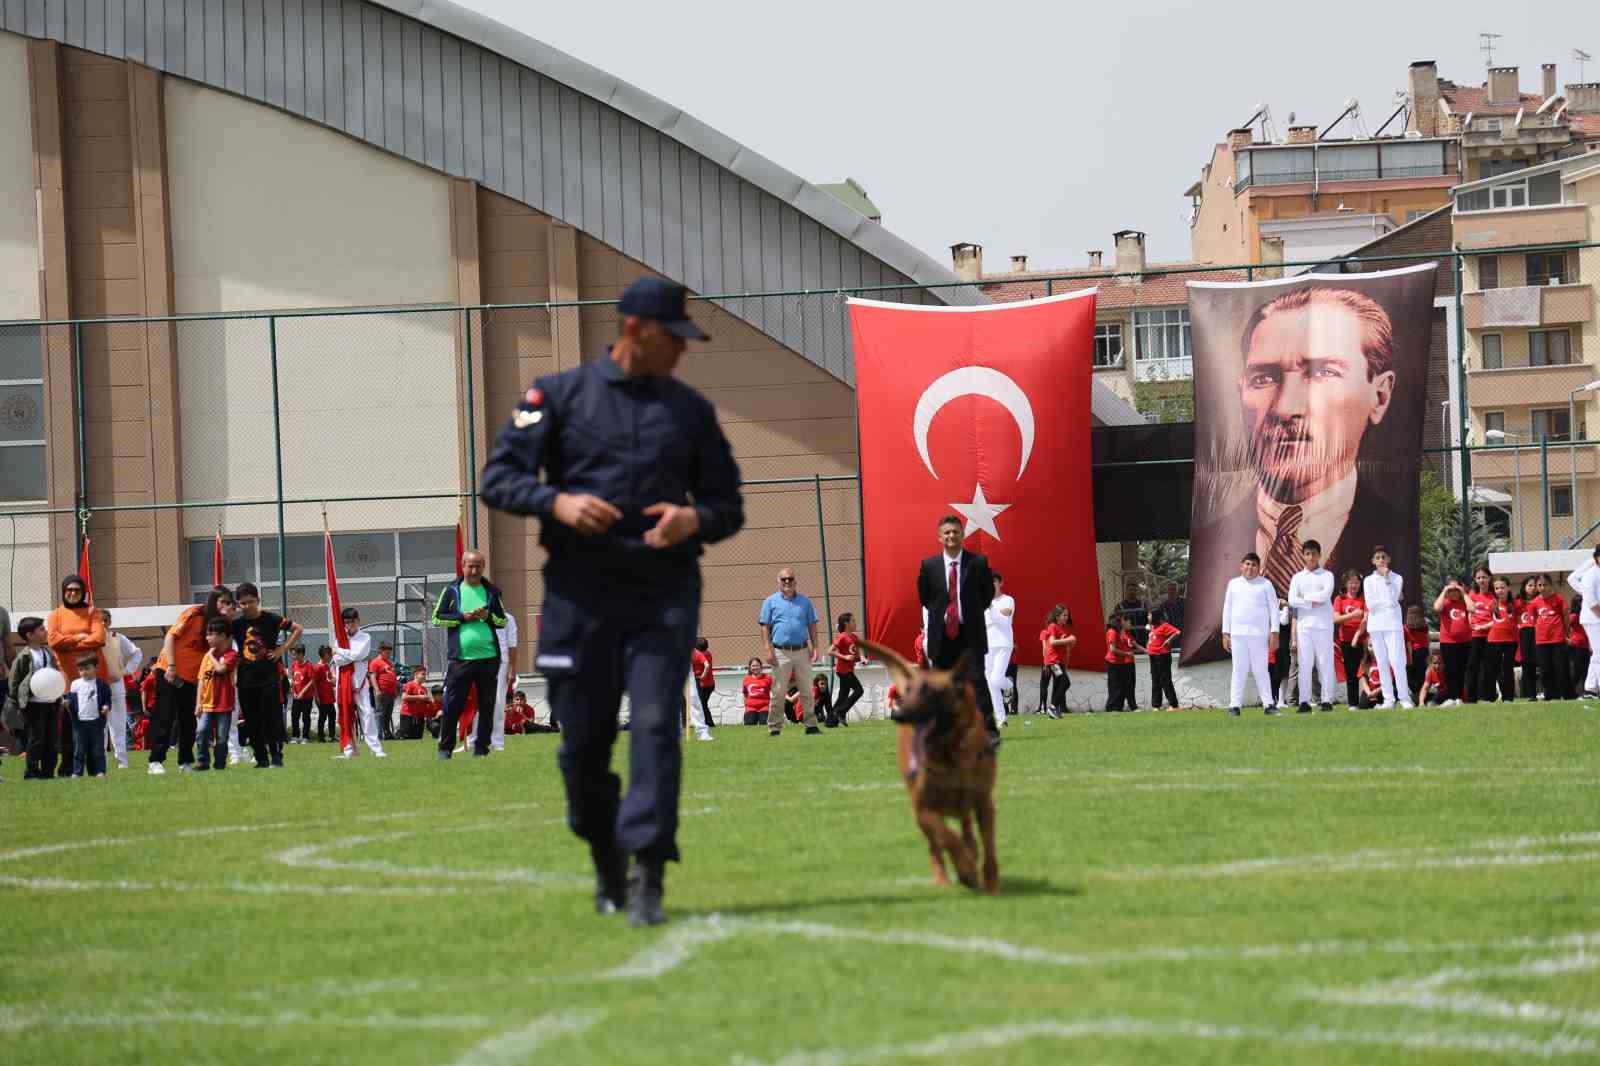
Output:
[3, 703, 1598, 1065]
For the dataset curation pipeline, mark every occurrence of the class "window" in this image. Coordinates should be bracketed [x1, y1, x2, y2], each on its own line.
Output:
[1475, 117, 1503, 132]
[186, 527, 463, 669]
[1485, 158, 1530, 178]
[1131, 307, 1192, 381]
[1490, 181, 1527, 209]
[1478, 256, 1499, 290]
[1093, 323, 1124, 368]
[1484, 411, 1506, 436]
[1457, 189, 1490, 212]
[1481, 333, 1504, 369]
[1526, 252, 1569, 286]
[1532, 408, 1572, 442]
[0, 325, 47, 503]
[1551, 484, 1574, 518]
[1530, 330, 1571, 366]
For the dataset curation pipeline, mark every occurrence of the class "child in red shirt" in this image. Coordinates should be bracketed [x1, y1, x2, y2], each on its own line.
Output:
[313, 646, 336, 742]
[1568, 596, 1591, 698]
[399, 665, 433, 739]
[1146, 609, 1181, 710]
[741, 658, 773, 726]
[829, 613, 863, 727]
[1533, 573, 1570, 700]
[288, 645, 316, 745]
[1103, 612, 1145, 713]
[691, 638, 716, 733]
[1485, 577, 1519, 702]
[1358, 647, 1383, 709]
[1517, 576, 1541, 699]
[1433, 581, 1472, 705]
[1332, 570, 1367, 706]
[1039, 606, 1074, 719]
[1418, 651, 1447, 706]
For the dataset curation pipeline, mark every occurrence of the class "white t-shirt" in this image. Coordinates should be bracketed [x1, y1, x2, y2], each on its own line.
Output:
[985, 594, 1016, 649]
[69, 677, 104, 722]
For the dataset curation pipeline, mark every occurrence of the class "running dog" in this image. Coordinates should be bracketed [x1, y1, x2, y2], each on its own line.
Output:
[862, 640, 998, 894]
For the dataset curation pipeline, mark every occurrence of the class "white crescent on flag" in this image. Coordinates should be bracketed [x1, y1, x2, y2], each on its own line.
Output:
[911, 366, 1036, 481]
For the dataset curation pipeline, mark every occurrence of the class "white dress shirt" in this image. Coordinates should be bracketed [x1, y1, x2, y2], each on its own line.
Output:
[1567, 560, 1600, 620]
[1287, 567, 1336, 630]
[500, 613, 519, 663]
[331, 630, 373, 691]
[1222, 575, 1278, 637]
[1362, 570, 1405, 633]
[1253, 468, 1358, 567]
[985, 594, 1015, 650]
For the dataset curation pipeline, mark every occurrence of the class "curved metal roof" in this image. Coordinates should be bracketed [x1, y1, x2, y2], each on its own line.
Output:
[4, 0, 1140, 423]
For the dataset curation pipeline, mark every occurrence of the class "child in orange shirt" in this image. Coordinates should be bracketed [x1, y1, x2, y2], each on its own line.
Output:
[195, 619, 239, 771]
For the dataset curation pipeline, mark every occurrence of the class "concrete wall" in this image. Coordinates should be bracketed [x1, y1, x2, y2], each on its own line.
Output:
[1189, 144, 1244, 264]
[0, 33, 37, 320]
[164, 78, 459, 538]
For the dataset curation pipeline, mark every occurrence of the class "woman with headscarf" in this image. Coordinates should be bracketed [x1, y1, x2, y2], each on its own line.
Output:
[146, 585, 236, 775]
[46, 574, 106, 778]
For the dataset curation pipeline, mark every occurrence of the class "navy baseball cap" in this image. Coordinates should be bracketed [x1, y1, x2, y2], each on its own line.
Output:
[617, 277, 709, 341]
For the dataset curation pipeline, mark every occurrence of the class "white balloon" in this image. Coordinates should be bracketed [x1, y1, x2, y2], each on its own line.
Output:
[30, 666, 66, 702]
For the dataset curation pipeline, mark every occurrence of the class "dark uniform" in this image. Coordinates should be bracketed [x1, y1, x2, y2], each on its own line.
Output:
[480, 288, 743, 906]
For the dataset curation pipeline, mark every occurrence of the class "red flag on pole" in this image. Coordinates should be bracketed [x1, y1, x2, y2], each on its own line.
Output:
[324, 516, 357, 753]
[848, 290, 1105, 668]
[212, 529, 225, 587]
[78, 537, 93, 607]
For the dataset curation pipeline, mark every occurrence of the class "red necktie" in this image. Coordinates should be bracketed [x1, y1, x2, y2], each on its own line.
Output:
[945, 559, 960, 639]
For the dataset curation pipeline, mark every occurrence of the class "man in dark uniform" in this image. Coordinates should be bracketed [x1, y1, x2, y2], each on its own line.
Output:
[481, 277, 743, 929]
[916, 514, 999, 741]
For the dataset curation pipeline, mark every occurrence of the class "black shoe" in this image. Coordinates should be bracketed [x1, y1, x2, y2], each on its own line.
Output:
[805, 726, 821, 735]
[593, 845, 627, 916]
[1297, 703, 1312, 714]
[626, 860, 666, 928]
[838, 715, 849, 727]
[436, 749, 452, 761]
[1228, 707, 1241, 717]
[1319, 703, 1333, 713]
[824, 716, 838, 728]
[1264, 705, 1280, 716]
[769, 729, 781, 737]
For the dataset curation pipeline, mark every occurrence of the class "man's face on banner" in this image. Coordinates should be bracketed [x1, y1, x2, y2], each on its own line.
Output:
[1238, 303, 1395, 503]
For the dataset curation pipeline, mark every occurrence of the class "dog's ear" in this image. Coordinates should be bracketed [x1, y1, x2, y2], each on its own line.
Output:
[951, 651, 971, 679]
[860, 638, 914, 692]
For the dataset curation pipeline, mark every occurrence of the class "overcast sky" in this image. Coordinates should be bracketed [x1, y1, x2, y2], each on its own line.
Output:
[464, 0, 1598, 272]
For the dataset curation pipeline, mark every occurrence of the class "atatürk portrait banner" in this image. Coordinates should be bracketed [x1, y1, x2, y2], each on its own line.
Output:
[1181, 263, 1436, 666]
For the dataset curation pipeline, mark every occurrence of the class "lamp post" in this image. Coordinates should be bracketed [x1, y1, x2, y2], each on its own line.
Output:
[1568, 380, 1600, 546]
[1485, 427, 1526, 550]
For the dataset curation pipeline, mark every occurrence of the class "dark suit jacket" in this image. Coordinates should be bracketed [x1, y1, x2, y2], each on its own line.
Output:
[917, 551, 995, 667]
[1182, 474, 1414, 666]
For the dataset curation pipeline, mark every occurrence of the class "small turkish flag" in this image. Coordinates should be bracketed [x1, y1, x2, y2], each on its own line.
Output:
[850, 291, 1105, 668]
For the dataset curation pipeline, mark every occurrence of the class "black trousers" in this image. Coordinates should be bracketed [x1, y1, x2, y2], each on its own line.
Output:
[1570, 645, 1591, 696]
[1440, 642, 1470, 702]
[1489, 641, 1518, 701]
[1341, 642, 1364, 707]
[439, 658, 502, 756]
[695, 685, 716, 729]
[239, 685, 285, 767]
[1465, 637, 1491, 702]
[1149, 653, 1178, 709]
[375, 694, 396, 740]
[1537, 643, 1570, 700]
[149, 675, 197, 766]
[316, 701, 334, 741]
[1105, 662, 1137, 711]
[397, 715, 426, 739]
[832, 673, 864, 721]
[930, 636, 997, 732]
[1267, 622, 1291, 702]
[1407, 647, 1428, 704]
[54, 702, 77, 777]
[22, 701, 57, 778]
[1518, 629, 1539, 698]
[290, 697, 313, 739]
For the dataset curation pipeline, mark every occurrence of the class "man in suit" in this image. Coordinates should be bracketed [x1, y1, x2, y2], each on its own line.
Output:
[1183, 286, 1414, 665]
[917, 514, 998, 739]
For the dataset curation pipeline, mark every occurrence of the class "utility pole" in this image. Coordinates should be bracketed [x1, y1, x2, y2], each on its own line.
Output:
[1480, 32, 1502, 68]
[1575, 48, 1593, 84]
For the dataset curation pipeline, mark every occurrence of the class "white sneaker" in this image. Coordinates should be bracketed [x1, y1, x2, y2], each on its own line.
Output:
[1376, 701, 1395, 710]
[334, 748, 355, 760]
[1443, 699, 1458, 707]
[492, 745, 505, 753]
[696, 732, 715, 741]
[116, 761, 128, 770]
[177, 764, 195, 773]
[1399, 701, 1416, 709]
[453, 744, 467, 754]
[147, 762, 165, 776]
[372, 751, 388, 758]
[228, 755, 242, 766]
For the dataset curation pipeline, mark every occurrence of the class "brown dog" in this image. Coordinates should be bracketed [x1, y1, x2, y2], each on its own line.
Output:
[862, 640, 998, 894]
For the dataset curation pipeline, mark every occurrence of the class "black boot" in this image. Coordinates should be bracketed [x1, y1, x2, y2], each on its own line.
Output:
[592, 843, 627, 917]
[626, 858, 666, 928]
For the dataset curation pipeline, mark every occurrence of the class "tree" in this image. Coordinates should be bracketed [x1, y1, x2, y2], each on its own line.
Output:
[1420, 494, 1507, 615]
[1138, 539, 1190, 591]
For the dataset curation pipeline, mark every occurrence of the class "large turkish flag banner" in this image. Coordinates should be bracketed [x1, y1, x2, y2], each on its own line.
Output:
[850, 291, 1105, 669]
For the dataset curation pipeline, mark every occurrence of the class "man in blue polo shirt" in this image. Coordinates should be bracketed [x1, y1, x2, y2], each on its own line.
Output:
[758, 568, 821, 736]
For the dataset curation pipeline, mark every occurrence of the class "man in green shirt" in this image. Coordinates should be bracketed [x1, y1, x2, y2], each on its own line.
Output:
[431, 550, 508, 759]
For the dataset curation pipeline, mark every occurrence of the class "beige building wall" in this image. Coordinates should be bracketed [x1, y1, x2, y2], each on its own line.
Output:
[0, 33, 38, 320]
[164, 79, 460, 539]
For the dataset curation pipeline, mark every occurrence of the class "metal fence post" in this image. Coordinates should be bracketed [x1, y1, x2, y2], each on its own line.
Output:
[1454, 256, 1472, 566]
[72, 322, 87, 560]
[268, 316, 289, 615]
[814, 474, 832, 631]
[1541, 432, 1551, 550]
[464, 307, 480, 544]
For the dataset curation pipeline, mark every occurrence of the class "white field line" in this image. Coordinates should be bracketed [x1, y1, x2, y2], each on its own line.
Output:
[271, 828, 585, 887]
[0, 1004, 496, 1033]
[598, 915, 1600, 982]
[1108, 831, 1600, 880]
[727, 1016, 1598, 1066]
[0, 874, 473, 897]
[445, 1009, 604, 1066]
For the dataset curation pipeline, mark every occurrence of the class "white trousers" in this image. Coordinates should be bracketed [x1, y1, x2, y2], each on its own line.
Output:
[1370, 629, 1410, 705]
[1296, 628, 1338, 706]
[107, 680, 129, 766]
[492, 659, 511, 749]
[984, 647, 1012, 727]
[1229, 635, 1274, 708]
[1582, 623, 1600, 695]
[354, 687, 385, 756]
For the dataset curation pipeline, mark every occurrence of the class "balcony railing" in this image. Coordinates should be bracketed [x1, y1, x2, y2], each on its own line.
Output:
[1235, 164, 1451, 193]
[1463, 284, 1594, 329]
[1133, 356, 1193, 383]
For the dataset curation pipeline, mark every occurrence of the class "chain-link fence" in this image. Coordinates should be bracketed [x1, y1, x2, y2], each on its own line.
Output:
[4, 237, 1600, 668]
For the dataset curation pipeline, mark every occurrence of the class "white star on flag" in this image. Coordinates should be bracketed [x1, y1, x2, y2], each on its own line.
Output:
[950, 483, 1011, 540]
